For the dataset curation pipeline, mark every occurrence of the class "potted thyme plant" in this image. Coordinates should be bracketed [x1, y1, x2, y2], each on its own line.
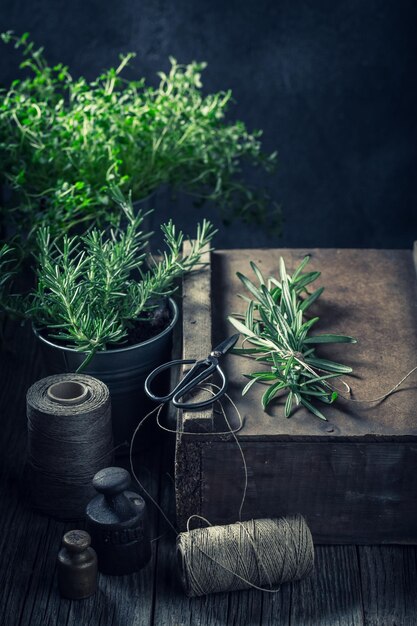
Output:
[28, 188, 216, 443]
[0, 31, 279, 259]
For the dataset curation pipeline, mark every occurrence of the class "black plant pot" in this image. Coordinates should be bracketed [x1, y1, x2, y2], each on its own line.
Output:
[34, 298, 179, 448]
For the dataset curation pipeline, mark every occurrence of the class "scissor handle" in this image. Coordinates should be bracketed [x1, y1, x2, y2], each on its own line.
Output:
[144, 357, 228, 409]
[172, 364, 227, 410]
[144, 358, 198, 402]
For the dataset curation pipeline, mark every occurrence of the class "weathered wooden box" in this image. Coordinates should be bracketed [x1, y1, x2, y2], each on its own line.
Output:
[175, 246, 417, 544]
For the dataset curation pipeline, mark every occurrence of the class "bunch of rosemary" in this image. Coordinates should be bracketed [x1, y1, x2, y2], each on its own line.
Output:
[228, 257, 356, 420]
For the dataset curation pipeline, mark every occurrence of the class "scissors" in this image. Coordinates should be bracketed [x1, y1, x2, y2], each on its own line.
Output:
[144, 334, 240, 410]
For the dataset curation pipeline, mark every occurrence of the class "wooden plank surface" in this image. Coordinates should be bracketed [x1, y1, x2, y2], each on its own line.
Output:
[290, 546, 364, 626]
[180, 242, 214, 433]
[211, 248, 417, 440]
[359, 546, 417, 626]
[199, 441, 417, 543]
[154, 438, 232, 626]
[156, 439, 292, 626]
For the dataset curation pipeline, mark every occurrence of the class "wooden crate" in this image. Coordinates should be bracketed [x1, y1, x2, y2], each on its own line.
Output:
[175, 245, 417, 544]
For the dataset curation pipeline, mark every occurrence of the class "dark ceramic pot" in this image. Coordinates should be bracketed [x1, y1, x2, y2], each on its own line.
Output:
[34, 298, 179, 447]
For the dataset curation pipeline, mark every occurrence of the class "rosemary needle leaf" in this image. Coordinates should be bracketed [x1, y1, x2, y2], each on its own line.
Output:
[300, 397, 327, 420]
[249, 262, 266, 286]
[304, 334, 357, 344]
[299, 287, 324, 312]
[242, 377, 262, 396]
[305, 357, 353, 374]
[236, 272, 265, 304]
[291, 256, 310, 281]
[261, 381, 286, 409]
[284, 392, 293, 418]
[228, 316, 257, 338]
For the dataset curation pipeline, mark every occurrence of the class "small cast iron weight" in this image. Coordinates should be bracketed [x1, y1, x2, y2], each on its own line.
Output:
[57, 530, 97, 600]
[85, 467, 151, 575]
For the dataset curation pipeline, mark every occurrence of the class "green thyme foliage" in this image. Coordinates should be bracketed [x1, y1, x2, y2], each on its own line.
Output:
[228, 257, 356, 420]
[0, 31, 279, 247]
[31, 189, 216, 369]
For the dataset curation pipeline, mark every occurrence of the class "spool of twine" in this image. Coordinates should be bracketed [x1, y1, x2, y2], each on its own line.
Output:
[26, 374, 114, 520]
[177, 516, 314, 597]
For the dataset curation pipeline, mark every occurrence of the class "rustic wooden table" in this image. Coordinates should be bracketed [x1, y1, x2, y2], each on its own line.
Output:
[1, 290, 417, 625]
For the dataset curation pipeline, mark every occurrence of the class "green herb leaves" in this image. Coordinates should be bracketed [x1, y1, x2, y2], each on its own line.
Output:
[30, 189, 216, 370]
[0, 32, 279, 254]
[228, 257, 356, 420]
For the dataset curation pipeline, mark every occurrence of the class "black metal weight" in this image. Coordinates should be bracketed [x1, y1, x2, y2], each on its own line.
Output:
[57, 530, 98, 599]
[85, 467, 151, 575]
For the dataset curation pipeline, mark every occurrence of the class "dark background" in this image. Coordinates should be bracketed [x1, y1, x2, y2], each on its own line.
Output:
[1, 0, 416, 249]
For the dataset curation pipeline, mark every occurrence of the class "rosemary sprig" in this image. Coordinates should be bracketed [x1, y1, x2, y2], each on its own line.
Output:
[228, 257, 356, 420]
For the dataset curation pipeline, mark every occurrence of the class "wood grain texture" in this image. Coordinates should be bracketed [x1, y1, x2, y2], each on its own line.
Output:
[359, 546, 417, 626]
[199, 441, 417, 544]
[180, 242, 213, 433]
[157, 439, 291, 626]
[212, 247, 417, 440]
[175, 439, 204, 532]
[290, 546, 364, 626]
[227, 587, 291, 626]
[154, 438, 232, 626]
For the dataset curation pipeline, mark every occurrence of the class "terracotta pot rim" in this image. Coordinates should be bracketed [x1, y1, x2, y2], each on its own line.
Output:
[33, 297, 179, 357]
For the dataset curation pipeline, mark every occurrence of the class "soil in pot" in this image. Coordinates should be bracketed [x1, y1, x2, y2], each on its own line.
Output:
[123, 302, 172, 347]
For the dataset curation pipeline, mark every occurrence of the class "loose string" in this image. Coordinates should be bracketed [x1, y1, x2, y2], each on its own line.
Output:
[240, 341, 417, 405]
[338, 366, 417, 404]
[129, 384, 313, 595]
[280, 350, 417, 403]
[129, 384, 246, 535]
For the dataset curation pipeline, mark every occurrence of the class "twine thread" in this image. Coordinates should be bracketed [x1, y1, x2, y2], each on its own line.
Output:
[177, 516, 314, 597]
[130, 384, 314, 596]
[241, 341, 417, 405]
[27, 373, 114, 520]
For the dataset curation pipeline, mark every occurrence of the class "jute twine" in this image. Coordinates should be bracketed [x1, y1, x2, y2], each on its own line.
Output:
[130, 386, 315, 597]
[177, 516, 314, 597]
[26, 373, 114, 520]
[241, 340, 417, 405]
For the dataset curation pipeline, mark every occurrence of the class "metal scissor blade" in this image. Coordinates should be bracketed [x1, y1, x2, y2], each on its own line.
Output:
[211, 334, 240, 358]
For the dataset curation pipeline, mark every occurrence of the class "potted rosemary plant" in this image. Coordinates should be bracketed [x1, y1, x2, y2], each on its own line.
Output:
[229, 256, 356, 420]
[29, 189, 216, 443]
[0, 31, 279, 257]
